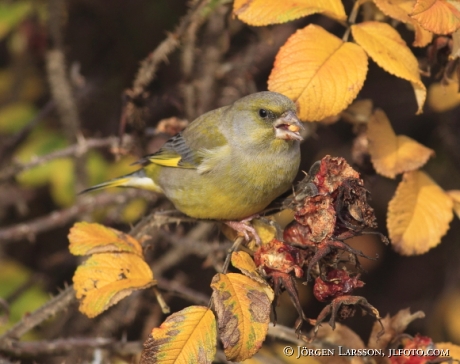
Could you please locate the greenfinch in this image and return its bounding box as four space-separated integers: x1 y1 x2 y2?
82 92 303 238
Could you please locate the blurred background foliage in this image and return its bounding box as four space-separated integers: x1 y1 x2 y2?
0 0 459 362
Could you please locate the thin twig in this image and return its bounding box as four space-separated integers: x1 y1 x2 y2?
153 223 216 275
156 278 209 306
0 136 124 183
0 189 155 243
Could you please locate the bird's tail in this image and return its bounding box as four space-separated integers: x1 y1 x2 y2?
79 169 162 194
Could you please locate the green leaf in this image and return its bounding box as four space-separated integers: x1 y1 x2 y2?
0 1 32 40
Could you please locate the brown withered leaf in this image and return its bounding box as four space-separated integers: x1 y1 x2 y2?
211 273 272 362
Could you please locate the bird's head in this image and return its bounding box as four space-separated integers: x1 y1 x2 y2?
230 92 304 147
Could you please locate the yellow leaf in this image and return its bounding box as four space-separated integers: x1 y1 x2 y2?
351 21 426 114
268 24 368 122
49 158 75 207
68 222 144 257
233 0 346 26
447 190 460 218
15 127 68 182
387 171 453 255
367 109 434 178
436 342 460 360
411 0 460 34
211 273 273 362
428 81 460 112
73 253 156 318
231 251 274 301
140 306 216 364
373 0 433 46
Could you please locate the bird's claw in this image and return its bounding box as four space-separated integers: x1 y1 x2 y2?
224 217 262 245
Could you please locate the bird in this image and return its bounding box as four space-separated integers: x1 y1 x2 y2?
81 91 303 242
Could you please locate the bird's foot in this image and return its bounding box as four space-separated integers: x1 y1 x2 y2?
224 215 262 245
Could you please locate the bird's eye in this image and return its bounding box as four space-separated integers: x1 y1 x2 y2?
259 109 268 118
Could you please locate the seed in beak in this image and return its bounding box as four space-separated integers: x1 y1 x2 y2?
288 124 300 133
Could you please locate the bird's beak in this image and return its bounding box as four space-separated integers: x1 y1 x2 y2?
274 110 304 141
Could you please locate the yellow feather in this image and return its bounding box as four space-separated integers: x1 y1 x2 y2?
148 156 182 167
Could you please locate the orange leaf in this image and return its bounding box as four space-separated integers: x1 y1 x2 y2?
411 0 460 34
140 306 216 364
68 222 143 257
73 253 156 318
233 0 346 26
211 273 272 362
268 25 368 121
428 81 460 112
351 21 426 114
387 171 453 255
447 190 460 218
373 0 433 46
367 109 434 178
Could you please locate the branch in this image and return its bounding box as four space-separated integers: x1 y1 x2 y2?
0 189 155 243
121 0 214 129
46 0 80 142
46 0 87 192
0 136 127 183
0 337 142 357
130 0 211 98
0 286 76 344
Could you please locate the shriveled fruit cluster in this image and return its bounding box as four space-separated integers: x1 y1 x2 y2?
254 155 388 335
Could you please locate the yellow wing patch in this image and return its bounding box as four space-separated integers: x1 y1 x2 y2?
147 155 182 167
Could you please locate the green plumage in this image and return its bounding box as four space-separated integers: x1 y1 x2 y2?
82 92 302 220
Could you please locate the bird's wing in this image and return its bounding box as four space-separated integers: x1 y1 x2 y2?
135 106 229 169
135 133 200 168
